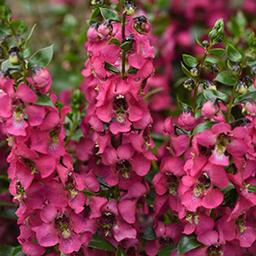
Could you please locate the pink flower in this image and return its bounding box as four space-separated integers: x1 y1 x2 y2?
177 111 197 131
29 68 52 93
201 101 217 118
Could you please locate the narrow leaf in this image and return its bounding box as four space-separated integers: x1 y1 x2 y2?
203 89 229 102
234 91 256 104
109 38 121 46
208 48 225 56
182 54 198 68
227 44 242 62
143 226 156 240
121 40 133 52
30 44 54 67
215 71 237 86
104 62 120 74
192 121 215 135
181 62 192 77
158 245 174 256
100 7 119 21
89 235 115 252
36 94 54 107
24 24 37 47
177 236 201 254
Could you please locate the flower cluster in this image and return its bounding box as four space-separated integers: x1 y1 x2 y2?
1 0 256 255
0 64 94 254
76 4 158 251
155 116 256 255
140 0 256 135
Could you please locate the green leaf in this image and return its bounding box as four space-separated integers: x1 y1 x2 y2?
143 225 156 240
109 37 121 46
1 59 21 73
157 0 169 9
0 245 23 256
177 236 201 254
70 129 83 142
127 67 138 74
236 11 247 27
181 62 193 77
10 20 27 34
1 59 9 72
203 89 229 102
227 44 242 62
247 184 256 193
158 245 174 256
30 44 54 67
228 11 247 37
11 246 24 256
89 235 115 252
100 7 119 21
36 94 54 107
182 54 198 68
104 61 120 74
208 48 225 56
215 71 237 86
222 182 238 207
117 247 126 256
121 40 133 52
234 91 256 104
0 26 10 37
192 121 215 135
89 7 100 24
24 24 37 47
205 56 218 64
195 37 203 48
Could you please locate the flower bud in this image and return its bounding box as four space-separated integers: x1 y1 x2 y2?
230 63 241 74
125 1 135 16
202 40 209 48
177 111 196 131
29 68 52 93
243 102 256 116
190 67 199 77
87 25 100 42
183 78 195 90
236 81 247 94
8 47 19 65
203 80 217 90
134 16 150 34
202 101 217 118
91 0 104 5
209 19 224 43
98 21 113 38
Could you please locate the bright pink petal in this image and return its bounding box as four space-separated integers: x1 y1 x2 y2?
118 200 136 224
34 223 58 247
202 189 223 209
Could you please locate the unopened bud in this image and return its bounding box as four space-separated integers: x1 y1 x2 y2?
125 1 135 16
183 78 195 90
134 16 150 34
236 81 247 94
209 19 224 43
91 0 103 5
8 47 19 65
202 40 209 48
190 67 199 77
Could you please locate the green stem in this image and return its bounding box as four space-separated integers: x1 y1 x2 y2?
192 44 211 112
8 20 29 83
227 86 236 122
121 12 126 79
192 80 199 111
